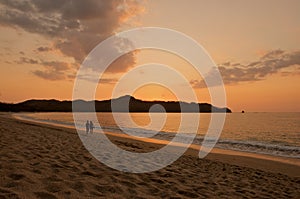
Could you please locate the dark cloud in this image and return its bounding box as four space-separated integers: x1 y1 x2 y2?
0 0 136 37
32 61 71 81
36 47 52 52
191 50 300 88
0 0 145 79
247 61 261 67
103 50 138 74
222 62 231 67
261 49 284 60
41 61 69 71
16 57 39 65
99 78 118 84
15 56 71 80
190 67 224 89
32 70 65 81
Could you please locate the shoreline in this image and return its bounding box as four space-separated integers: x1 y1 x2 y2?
1 112 300 198
13 112 300 169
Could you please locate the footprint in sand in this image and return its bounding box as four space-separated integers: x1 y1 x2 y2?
34 191 57 199
8 173 25 181
0 188 19 199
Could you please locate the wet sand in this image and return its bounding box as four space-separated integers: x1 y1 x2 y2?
0 113 299 198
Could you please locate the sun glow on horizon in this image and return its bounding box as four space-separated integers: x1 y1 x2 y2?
0 0 299 112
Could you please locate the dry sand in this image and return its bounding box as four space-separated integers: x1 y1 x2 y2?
0 113 299 198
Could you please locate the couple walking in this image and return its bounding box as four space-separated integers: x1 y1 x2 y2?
86 120 94 134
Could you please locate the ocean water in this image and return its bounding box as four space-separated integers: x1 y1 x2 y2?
15 112 300 159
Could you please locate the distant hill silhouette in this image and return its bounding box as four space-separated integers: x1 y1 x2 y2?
0 95 231 113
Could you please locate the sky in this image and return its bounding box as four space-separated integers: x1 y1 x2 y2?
0 0 299 112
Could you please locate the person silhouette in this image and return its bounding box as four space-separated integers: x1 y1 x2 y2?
89 121 94 133
85 120 89 134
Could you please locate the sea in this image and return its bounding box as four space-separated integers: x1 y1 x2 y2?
14 112 300 159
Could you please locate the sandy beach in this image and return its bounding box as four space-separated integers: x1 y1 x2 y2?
0 113 299 198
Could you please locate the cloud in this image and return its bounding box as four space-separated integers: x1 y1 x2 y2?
16 57 39 65
106 51 138 73
77 74 118 84
0 0 145 79
191 50 300 88
99 78 118 84
36 46 52 52
32 70 65 81
15 56 72 80
261 49 285 60
40 61 70 71
32 60 71 81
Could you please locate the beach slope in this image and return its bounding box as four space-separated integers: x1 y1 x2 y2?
0 113 299 198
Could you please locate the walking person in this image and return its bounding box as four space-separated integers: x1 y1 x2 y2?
85 120 90 134
89 121 94 133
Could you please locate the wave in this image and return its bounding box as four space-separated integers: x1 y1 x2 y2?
94 125 300 159
214 139 300 159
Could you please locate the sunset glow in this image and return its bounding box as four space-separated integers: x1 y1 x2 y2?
0 0 299 112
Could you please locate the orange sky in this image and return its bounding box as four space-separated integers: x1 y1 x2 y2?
0 0 300 112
